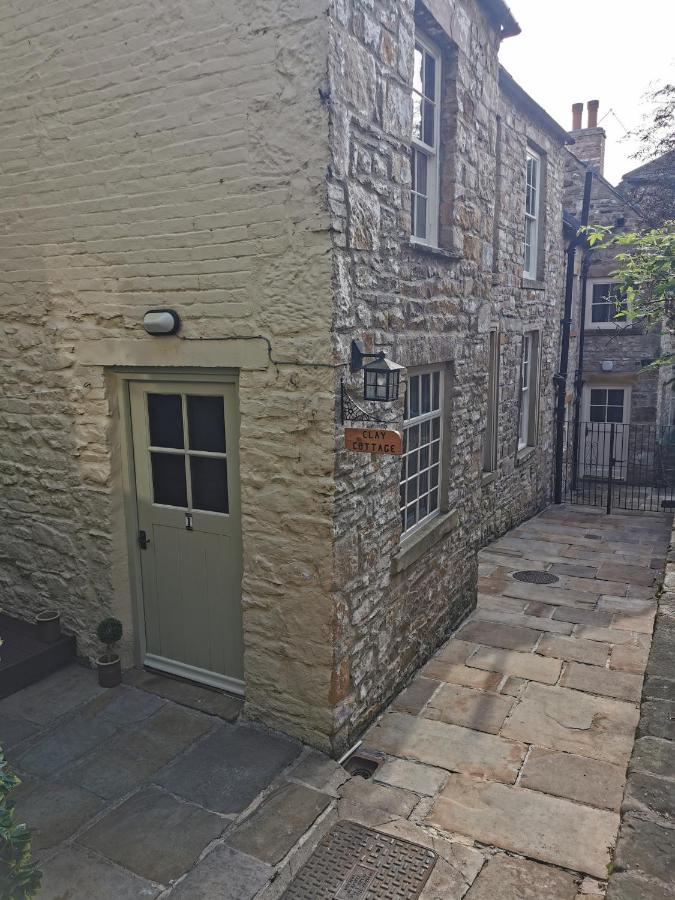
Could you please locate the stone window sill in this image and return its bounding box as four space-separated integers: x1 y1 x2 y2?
482 471 497 486
408 240 462 262
522 277 546 291
516 446 536 465
392 509 458 576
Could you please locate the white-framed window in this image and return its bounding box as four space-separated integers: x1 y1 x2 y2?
518 331 539 450
585 280 626 329
523 149 540 280
411 35 441 247
483 331 500 472
400 367 443 536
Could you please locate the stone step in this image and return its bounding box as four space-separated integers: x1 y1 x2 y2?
0 612 76 700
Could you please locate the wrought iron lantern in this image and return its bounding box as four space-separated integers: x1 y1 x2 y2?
351 340 404 402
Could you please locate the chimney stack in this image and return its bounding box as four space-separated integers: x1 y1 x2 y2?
569 98 606 178
587 100 599 129
572 102 583 131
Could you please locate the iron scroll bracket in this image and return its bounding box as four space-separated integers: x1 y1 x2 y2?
340 381 391 426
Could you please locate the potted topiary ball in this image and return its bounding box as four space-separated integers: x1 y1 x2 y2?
96 617 123 687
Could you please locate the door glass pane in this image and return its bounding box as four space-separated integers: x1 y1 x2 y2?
191 456 229 514
187 395 226 452
151 452 187 507
148 394 184 448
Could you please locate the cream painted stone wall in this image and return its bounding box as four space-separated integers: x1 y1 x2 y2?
0 0 341 748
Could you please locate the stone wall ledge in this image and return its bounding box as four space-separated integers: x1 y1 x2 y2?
391 509 459 577
406 240 463 262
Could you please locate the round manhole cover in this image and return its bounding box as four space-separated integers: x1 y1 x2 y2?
512 570 559 584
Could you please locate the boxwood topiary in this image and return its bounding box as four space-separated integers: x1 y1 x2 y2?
96 617 123 657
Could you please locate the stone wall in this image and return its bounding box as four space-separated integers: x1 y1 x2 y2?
564 152 665 429
325 0 567 750
0 0 342 749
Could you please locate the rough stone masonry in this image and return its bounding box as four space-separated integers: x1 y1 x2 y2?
0 0 569 753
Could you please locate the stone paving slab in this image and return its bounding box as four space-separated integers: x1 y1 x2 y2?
422 682 514 734
610 644 651 673
468 646 563 684
560 661 643 702
552 606 614 626
363 711 526 783
421 659 502 690
537 634 611 666
372 757 447 796
167 844 272 899
124 667 243 721
79 786 226 884
520 747 625 811
457 619 540 651
502 582 598 608
38 845 162 900
13 779 106 850
428 774 619 878
226 781 330 865
0 664 104 725
339 777 418 816
464 853 579 900
501 682 639 764
16 708 118 777
391 676 440 715
156 722 301 814
474 607 574 634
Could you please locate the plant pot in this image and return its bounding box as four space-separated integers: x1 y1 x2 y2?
36 610 61 643
97 654 121 688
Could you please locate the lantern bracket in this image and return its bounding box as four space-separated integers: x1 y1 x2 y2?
350 340 385 372
340 381 390 425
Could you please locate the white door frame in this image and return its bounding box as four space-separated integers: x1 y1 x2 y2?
114 368 243 692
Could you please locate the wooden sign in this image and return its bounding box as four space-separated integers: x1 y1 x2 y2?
344 427 403 456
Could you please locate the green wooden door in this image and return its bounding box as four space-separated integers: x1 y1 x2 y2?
129 381 243 694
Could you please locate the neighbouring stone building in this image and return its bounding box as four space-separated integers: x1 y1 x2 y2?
564 104 675 443
0 0 570 753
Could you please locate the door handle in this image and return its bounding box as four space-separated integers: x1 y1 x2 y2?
138 530 150 550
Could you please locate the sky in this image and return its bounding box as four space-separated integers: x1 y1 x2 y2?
498 0 674 184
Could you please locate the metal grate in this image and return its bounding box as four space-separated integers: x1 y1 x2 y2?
282 820 437 900
584 533 602 540
512 570 559 585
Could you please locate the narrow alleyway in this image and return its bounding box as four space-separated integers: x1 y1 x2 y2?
1 505 669 899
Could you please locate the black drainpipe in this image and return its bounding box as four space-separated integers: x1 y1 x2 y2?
571 252 591 491
554 169 593 503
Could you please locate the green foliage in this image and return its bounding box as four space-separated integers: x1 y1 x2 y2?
96 617 123 653
629 83 675 161
581 222 675 340
0 750 41 899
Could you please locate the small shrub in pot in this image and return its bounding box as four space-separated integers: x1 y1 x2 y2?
96 617 123 688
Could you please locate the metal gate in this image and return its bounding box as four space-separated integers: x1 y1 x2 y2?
564 421 675 513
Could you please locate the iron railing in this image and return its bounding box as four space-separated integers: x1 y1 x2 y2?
564 421 675 513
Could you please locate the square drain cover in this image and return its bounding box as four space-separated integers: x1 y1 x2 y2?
281 820 437 899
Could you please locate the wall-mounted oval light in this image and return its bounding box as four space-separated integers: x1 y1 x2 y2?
143 309 181 336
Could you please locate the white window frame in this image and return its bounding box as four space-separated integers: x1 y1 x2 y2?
523 149 540 280
585 279 626 330
410 34 441 248
518 331 540 451
400 366 444 538
483 330 500 472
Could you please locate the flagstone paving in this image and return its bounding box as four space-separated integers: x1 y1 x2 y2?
1 505 669 898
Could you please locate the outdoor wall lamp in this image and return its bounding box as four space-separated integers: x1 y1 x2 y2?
143 309 181 335
341 340 405 425
350 340 404 402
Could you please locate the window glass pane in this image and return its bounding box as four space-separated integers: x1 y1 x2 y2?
590 405 606 423
409 378 419 419
424 51 436 101
432 417 440 440
148 394 184 449
607 390 624 406
421 373 431 413
190 456 229 514
432 371 440 410
429 490 438 512
419 494 428 519
606 406 623 423
431 440 440 464
430 465 439 488
419 469 428 495
592 303 610 322
416 152 428 195
407 478 418 503
423 99 434 145
420 444 429 470
413 46 424 94
187 395 226 452
415 196 427 239
412 93 422 141
408 451 418 476
151 452 187 507
593 283 611 300
590 389 606 405
420 420 430 445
